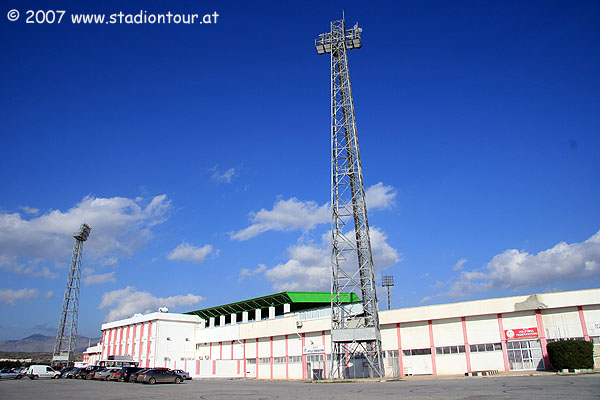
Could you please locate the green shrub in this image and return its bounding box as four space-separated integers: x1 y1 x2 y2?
546 340 593 370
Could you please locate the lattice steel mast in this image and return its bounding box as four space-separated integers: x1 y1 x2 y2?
52 223 91 366
315 18 383 378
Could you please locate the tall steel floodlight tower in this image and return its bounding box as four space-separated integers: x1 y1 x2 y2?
52 223 91 366
315 18 383 378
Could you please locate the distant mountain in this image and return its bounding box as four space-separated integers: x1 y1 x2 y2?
0 334 101 353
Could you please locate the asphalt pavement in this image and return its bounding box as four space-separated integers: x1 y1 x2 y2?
0 374 598 400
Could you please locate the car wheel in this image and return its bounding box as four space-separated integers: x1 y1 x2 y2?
148 377 156 385
32 375 39 380
119 377 124 382
86 374 92 380
174 376 182 384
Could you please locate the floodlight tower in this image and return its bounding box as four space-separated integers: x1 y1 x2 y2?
382 275 394 311
315 18 384 378
52 223 91 366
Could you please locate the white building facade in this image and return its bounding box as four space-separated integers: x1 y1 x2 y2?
90 288 600 379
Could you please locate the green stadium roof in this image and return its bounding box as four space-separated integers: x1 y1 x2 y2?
185 291 360 320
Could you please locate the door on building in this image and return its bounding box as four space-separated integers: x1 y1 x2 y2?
384 351 400 377
306 355 324 380
506 340 545 370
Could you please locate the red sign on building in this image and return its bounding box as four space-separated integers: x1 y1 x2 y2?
504 327 538 340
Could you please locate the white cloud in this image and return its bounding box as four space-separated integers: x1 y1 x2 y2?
19 206 39 215
452 258 468 271
446 231 600 298
211 167 236 183
239 264 267 280
99 286 205 322
0 257 58 279
83 271 117 286
366 182 397 210
166 242 213 263
231 197 329 241
0 194 171 277
0 288 40 305
100 257 118 266
263 228 401 291
45 290 53 298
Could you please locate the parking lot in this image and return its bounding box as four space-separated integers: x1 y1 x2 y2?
0 374 599 400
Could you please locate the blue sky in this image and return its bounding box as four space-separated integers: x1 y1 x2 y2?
1 0 599 340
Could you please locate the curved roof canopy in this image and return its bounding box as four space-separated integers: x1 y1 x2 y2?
185 291 360 320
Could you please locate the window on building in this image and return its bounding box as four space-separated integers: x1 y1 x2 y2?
288 356 302 363
435 345 466 355
402 348 431 356
273 357 286 364
258 357 271 364
470 342 502 352
385 350 399 358
246 359 256 364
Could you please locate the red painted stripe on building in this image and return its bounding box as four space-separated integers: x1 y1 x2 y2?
243 339 246 376
578 306 590 341
101 330 107 359
118 327 124 356
131 324 137 359
535 310 550 369
255 338 259 379
112 328 117 356
301 333 306 379
322 331 327 379
231 340 234 360
138 323 144 365
285 335 289 380
125 325 130 356
270 336 273 379
497 314 509 371
212 360 216 375
107 329 113 357
428 320 437 375
146 321 153 368
396 323 403 377
461 317 472 373
209 342 212 359
196 359 200 375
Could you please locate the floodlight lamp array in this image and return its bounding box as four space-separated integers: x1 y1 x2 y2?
315 22 362 55
74 223 92 241
382 275 394 287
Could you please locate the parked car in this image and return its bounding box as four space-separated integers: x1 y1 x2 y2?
0 369 24 379
172 369 191 380
94 367 121 380
78 365 104 380
136 368 184 384
25 365 60 379
110 366 143 382
58 367 75 378
130 368 150 382
63 367 82 378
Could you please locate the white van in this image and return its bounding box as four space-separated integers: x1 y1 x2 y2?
26 365 60 379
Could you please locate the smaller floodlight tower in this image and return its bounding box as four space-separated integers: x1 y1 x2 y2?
52 223 91 366
382 275 394 311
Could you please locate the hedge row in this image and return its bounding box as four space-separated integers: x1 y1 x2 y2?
546 340 594 370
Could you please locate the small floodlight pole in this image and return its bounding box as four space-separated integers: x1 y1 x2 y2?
315 17 384 379
382 276 394 311
53 223 91 366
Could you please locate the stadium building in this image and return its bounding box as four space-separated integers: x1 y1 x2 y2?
87 288 600 379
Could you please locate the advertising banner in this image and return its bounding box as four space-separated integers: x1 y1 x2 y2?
504 327 538 340
303 345 325 355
